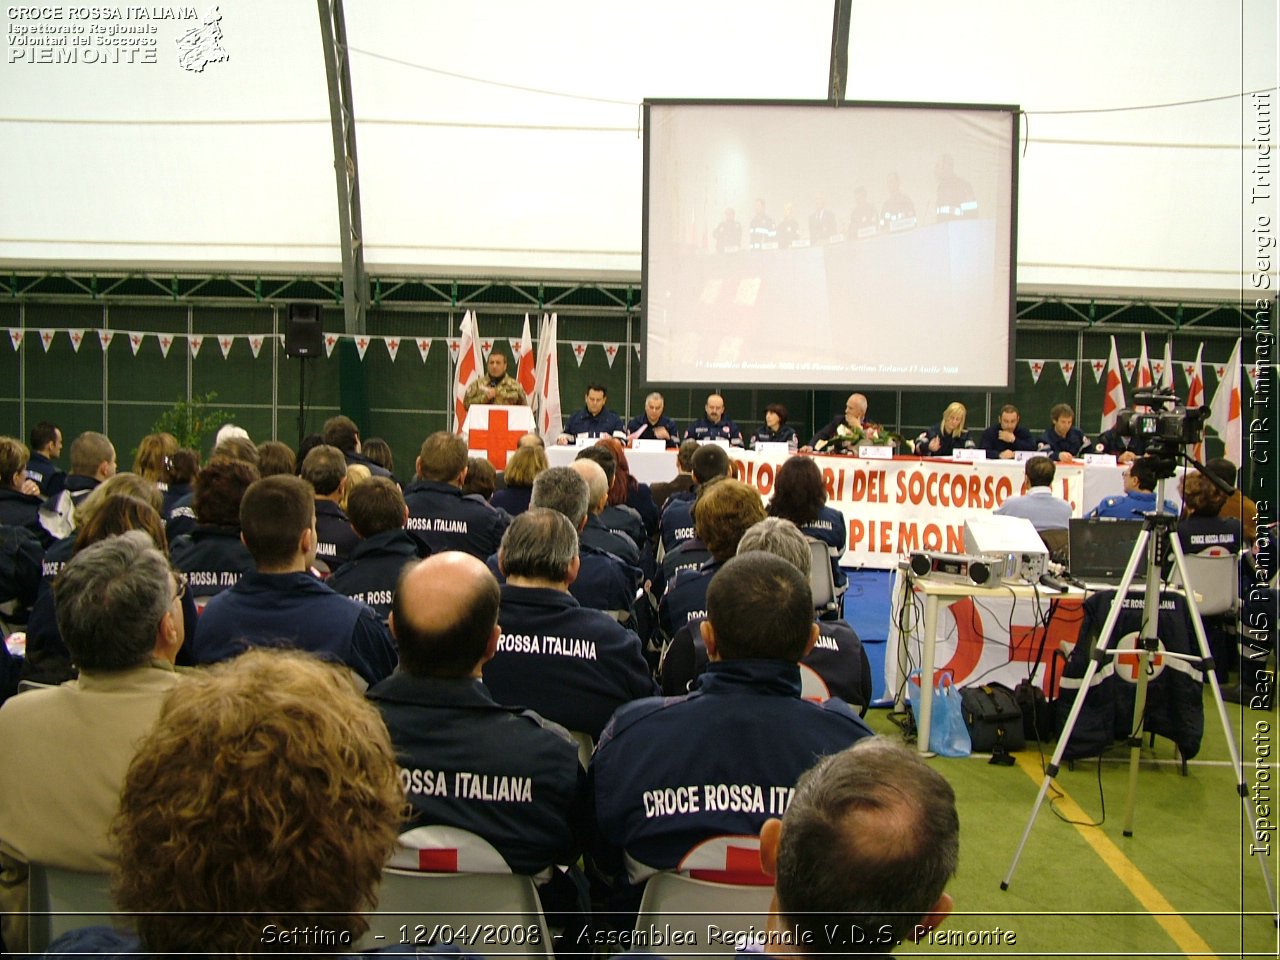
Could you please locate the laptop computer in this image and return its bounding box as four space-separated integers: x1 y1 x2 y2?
1067 517 1148 587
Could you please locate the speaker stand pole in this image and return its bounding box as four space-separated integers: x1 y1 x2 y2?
296 356 309 451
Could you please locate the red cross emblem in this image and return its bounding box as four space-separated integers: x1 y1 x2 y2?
160 336 172 351
481 339 493 354
573 343 586 359
1123 359 1136 375
326 335 337 348
1031 362 1042 375
606 345 617 359
70 332 82 348
1115 633 1164 682
468 409 526 469
388 338 399 350
1062 362 1073 375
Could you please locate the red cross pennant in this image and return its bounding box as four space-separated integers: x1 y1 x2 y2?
468 409 525 470
481 339 493 355
1115 634 1164 683
605 344 618 360
573 343 586 360
1122 359 1136 376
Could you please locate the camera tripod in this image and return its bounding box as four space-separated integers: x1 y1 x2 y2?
1001 477 1277 918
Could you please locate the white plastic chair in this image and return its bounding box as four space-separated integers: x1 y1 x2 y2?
807 537 839 616
27 863 118 951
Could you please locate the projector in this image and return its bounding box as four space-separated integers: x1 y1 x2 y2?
963 515 1049 583
908 552 992 586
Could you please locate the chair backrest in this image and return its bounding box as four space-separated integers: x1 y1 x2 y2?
1173 550 1238 617
808 538 838 613
569 730 594 769
27 863 117 952
1038 528 1070 565
635 872 774 956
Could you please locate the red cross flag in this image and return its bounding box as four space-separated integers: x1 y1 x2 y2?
1100 336 1126 432
1135 332 1153 390
453 309 484 433
1207 338 1242 463
514 314 536 397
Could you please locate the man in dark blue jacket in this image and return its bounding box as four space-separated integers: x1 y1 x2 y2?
658 444 731 555
300 444 359 571
369 551 585 879
591 553 873 888
190 475 397 687
24 421 64 498
328 476 423 621
979 405 1037 460
625 392 679 448
683 393 743 446
559 383 626 445
404 432 509 559
483 509 656 739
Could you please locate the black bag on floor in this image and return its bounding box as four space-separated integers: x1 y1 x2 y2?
960 683 1026 753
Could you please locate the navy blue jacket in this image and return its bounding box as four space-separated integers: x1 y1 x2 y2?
683 417 743 446
369 672 587 875
39 534 74 586
165 490 197 540
563 408 626 440
191 571 397 686
344 449 394 481
798 505 848 591
328 529 422 621
485 585 656 737
404 479 509 559
750 425 797 448
490 484 533 516
914 424 972 457
25 451 65 498
170 525 256 599
161 482 191 519
658 495 696 554
652 537 711 602
582 514 640 567
979 422 1037 458
600 504 647 555
1177 515 1242 555
1086 428 1147 459
590 659 873 878
1037 426 1089 461
625 414 680 448
37 474 97 540
488 543 640 623
314 498 360 570
0 487 46 542
659 560 721 638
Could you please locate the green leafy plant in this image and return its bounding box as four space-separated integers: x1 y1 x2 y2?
151 392 233 452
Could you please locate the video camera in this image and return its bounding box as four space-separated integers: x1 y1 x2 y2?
1116 388 1210 452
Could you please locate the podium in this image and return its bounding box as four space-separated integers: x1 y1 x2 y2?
462 404 534 469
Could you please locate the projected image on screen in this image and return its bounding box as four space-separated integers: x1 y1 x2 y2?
642 101 1017 389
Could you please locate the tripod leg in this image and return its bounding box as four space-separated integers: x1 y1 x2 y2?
1168 538 1279 916
1122 531 1168 837
1002 529 1151 890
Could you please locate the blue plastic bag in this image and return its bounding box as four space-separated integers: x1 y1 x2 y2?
909 669 972 758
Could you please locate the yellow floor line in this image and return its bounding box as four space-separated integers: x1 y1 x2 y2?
1014 751 1218 959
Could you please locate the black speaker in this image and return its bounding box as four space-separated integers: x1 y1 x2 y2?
284 304 324 358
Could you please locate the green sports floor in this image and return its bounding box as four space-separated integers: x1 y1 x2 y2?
857 686 1279 959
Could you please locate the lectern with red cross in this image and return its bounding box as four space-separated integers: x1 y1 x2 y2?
462 404 535 469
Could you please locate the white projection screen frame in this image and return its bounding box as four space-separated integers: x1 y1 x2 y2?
642 99 1019 390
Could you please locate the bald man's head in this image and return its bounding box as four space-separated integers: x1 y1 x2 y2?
390 552 501 678
570 458 608 513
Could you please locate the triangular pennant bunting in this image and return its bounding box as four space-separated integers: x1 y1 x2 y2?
68 329 84 353
1027 359 1045 384
218 335 235 358
158 334 174 358
189 334 204 358
1151 359 1165 384
248 335 265 358
634 343 641 359
128 332 145 356
97 330 114 352
569 341 588 367
416 337 432 363
1214 364 1227 381
1121 357 1137 380
1090 358 1106 382
1183 362 1197 382
384 336 400 362
446 337 461 362
1247 365 1261 389
480 338 494 358
324 333 339 358
354 336 371 360
1059 360 1075 384
38 329 55 352
9 329 23 351
603 342 620 368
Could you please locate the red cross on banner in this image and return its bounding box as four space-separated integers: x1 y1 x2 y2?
468 409 526 469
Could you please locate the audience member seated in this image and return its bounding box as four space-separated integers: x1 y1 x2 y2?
649 439 697 510
806 393 882 454
751 403 798 449
684 393 743 446
591 553 873 898
491 444 547 516
661 518 872 709
1037 403 1088 462
361 436 396 478
914 402 971 457
404 432 509 559
0 531 185 952
1178 470 1242 556
254 440 296 478
323 414 393 479
660 478 766 638
1208 457 1258 543
462 456 502 510
190 475 397 688
23 492 192 687
169 458 259 603
344 462 372 512
161 447 200 515
571 456 641 568
760 739 958 955
659 444 731 556
165 435 260 541
994 456 1072 532
596 436 659 538
1086 424 1146 464
463 349 527 408
131 432 177 496
979 404 1036 460
626 391 679 448
484 510 655 738
1088 457 1177 519
559 382 626 444
0 436 47 539
766 455 847 594
43 649 467 958
369 553 586 907
24 421 64 498
575 446 647 553
301 444 360 571
328 477 422 622
38 430 116 541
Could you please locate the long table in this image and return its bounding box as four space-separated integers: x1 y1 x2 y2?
546 447 1126 571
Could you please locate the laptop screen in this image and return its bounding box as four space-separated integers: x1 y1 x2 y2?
1068 518 1147 582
